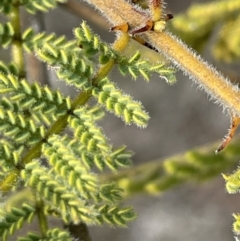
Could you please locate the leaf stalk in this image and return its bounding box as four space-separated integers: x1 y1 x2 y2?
10 5 25 78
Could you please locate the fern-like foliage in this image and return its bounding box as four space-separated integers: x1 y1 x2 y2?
1 0 240 240
92 77 150 127
74 22 176 83
0 69 71 147
0 0 176 239
23 28 76 53
36 42 93 90
22 161 99 224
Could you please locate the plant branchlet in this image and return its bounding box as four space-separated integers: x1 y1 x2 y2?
1 0 240 239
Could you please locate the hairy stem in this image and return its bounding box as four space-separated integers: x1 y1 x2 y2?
144 31 240 115
82 0 240 116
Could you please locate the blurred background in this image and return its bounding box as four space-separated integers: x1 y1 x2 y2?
3 0 240 240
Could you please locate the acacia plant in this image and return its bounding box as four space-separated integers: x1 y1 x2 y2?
0 0 240 240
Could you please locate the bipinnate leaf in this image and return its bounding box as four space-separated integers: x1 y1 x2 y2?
21 161 99 224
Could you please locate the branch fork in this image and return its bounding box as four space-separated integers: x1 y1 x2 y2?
86 0 240 152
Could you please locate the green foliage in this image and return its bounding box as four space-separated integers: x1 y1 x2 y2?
0 140 24 167
1 0 240 240
0 0 66 14
68 107 111 153
0 0 15 14
74 22 176 83
23 28 76 53
74 22 117 63
21 160 99 224
92 77 150 127
0 66 71 136
170 0 240 62
0 203 35 241
0 22 14 48
213 15 240 62
232 214 240 235
0 0 176 239
48 134 132 172
18 228 72 241
97 205 137 226
103 138 240 197
117 51 176 83
22 0 67 14
36 42 93 90
223 169 240 234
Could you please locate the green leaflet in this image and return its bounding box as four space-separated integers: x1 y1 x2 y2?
0 1 181 237
43 134 129 202
45 134 132 172
68 106 111 154
0 0 15 14
18 228 73 241
0 69 71 125
43 135 99 198
21 0 67 14
0 139 24 165
23 28 76 53
225 169 240 234
21 159 136 226
21 160 99 225
74 22 117 61
75 22 176 83
97 205 137 227
0 203 35 241
0 0 66 14
171 0 240 60
36 43 93 90
93 77 150 127
0 107 46 145
118 51 176 83
0 22 14 48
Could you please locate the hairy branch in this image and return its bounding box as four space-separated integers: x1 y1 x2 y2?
81 0 240 116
